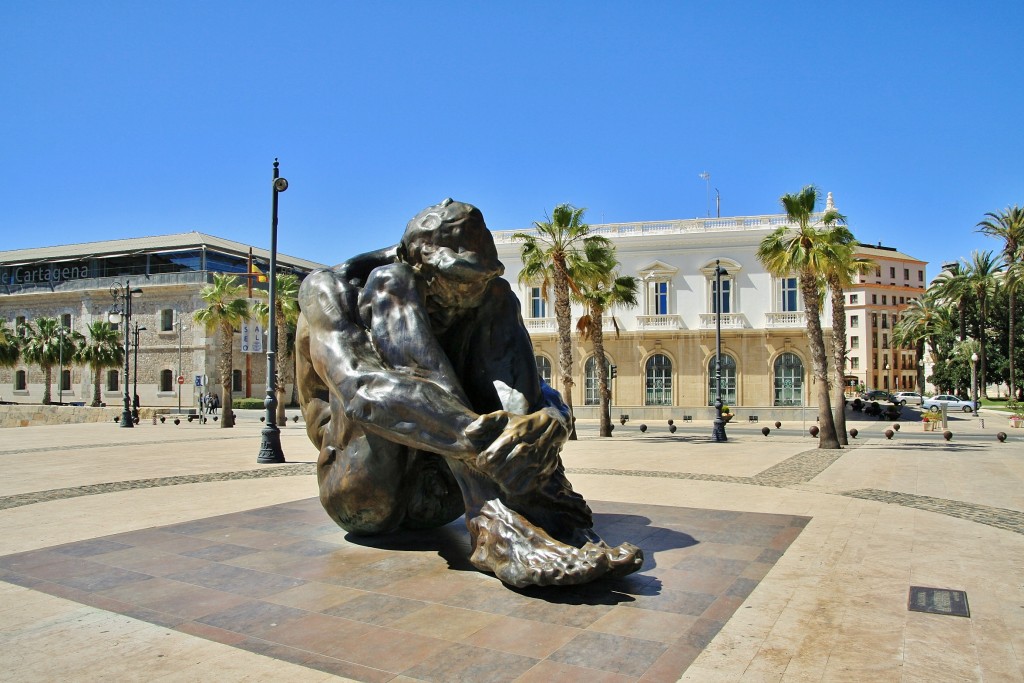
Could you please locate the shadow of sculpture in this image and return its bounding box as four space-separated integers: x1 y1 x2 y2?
296 199 643 588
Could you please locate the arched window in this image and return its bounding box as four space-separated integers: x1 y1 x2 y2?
535 356 552 385
707 354 737 406
584 356 611 406
60 369 72 391
160 369 174 392
645 354 672 405
773 353 804 406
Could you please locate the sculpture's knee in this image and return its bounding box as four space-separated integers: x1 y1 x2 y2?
317 442 405 535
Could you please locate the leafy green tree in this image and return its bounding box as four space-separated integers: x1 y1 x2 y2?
515 204 611 440
194 274 249 428
252 273 301 425
757 185 843 449
77 321 125 407
573 241 639 437
977 206 1024 398
892 291 954 394
0 320 20 369
931 261 971 342
21 317 82 405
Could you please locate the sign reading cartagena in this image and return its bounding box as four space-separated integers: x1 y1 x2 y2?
1 262 91 284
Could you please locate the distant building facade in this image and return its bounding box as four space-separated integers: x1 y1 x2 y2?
493 201 927 419
0 233 325 409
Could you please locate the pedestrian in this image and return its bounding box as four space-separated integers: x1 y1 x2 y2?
211 393 219 415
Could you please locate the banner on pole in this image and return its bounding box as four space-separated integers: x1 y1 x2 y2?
240 318 265 354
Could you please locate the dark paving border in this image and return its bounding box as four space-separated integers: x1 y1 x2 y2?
0 498 810 682
841 489 1024 535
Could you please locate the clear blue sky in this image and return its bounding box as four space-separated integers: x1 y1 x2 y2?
3 2 1022 278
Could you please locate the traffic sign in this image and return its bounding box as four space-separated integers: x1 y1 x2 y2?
177 375 185 385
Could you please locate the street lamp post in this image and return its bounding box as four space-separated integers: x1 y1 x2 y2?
58 324 65 406
132 323 146 423
971 352 979 417
258 158 288 464
176 314 187 414
109 280 143 428
712 260 728 442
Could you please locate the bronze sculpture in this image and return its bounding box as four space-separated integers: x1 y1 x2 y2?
295 199 642 587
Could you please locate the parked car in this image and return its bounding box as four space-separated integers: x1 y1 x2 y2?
922 394 978 413
861 390 892 402
891 391 923 406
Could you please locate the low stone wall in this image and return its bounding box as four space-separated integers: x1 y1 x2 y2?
0 404 152 428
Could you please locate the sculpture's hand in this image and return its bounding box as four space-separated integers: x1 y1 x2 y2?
467 409 568 497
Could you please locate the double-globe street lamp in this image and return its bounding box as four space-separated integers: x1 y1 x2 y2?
257 159 288 464
712 260 729 442
971 352 979 417
109 281 142 428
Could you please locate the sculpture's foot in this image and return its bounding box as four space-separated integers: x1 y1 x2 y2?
467 499 643 588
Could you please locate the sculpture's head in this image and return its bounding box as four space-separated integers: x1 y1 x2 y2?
399 198 504 308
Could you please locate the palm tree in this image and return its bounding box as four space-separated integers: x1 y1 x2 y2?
77 321 124 407
757 185 843 449
977 206 1024 399
514 204 612 439
962 250 1002 398
892 291 953 393
821 224 874 445
573 241 639 437
194 273 249 428
252 273 301 425
931 262 971 342
0 320 20 369
21 317 81 405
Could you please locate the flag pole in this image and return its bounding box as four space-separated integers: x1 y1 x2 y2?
246 247 253 398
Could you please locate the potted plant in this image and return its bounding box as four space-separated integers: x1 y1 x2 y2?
1008 400 1024 428
720 405 733 423
922 414 938 431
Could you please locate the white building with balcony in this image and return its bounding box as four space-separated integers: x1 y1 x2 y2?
493 199 926 420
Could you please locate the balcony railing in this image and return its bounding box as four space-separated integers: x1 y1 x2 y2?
637 314 684 330
764 311 807 328
699 313 748 329
491 212 808 244
524 317 557 333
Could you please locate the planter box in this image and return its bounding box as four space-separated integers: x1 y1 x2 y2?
1010 418 1023 429
923 421 938 431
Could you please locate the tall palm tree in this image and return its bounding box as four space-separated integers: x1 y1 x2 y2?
252 273 301 425
514 204 611 439
0 320 20 369
21 317 81 405
962 250 1002 398
194 273 249 428
977 206 1024 399
821 224 874 445
757 185 843 449
573 241 639 437
892 291 953 393
931 262 971 342
77 321 124 407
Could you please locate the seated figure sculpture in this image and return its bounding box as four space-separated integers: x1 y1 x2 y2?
296 198 643 587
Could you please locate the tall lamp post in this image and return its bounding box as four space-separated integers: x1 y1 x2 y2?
258 158 288 464
712 260 729 442
176 315 188 414
109 281 142 428
58 324 65 406
971 352 979 417
132 323 147 423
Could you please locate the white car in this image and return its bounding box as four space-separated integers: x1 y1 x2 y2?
891 391 923 406
922 394 978 413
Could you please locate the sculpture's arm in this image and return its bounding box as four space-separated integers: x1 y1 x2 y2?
299 267 489 459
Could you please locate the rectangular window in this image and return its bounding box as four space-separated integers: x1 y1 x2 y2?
712 279 732 313
106 370 119 392
872 313 878 327
781 277 798 312
918 270 924 281
232 369 242 392
882 295 887 305
882 313 888 328
890 267 896 278
60 369 72 391
61 313 72 329
851 357 859 369
850 336 859 349
872 294 877 304
849 294 859 305
161 309 175 332
850 315 859 328
652 281 668 315
904 268 910 280
875 267 881 277
15 370 27 390
882 334 889 349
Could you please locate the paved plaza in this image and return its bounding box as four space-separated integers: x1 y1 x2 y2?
0 410 1022 681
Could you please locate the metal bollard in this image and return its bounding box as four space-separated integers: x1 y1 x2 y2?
979 418 984 429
